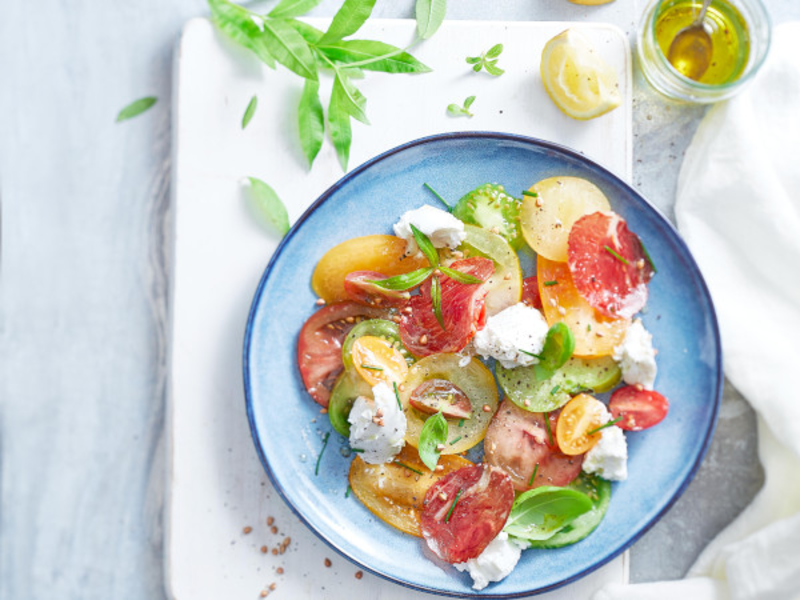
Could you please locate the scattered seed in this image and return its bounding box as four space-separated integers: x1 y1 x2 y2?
260 591 268 598
503 272 512 280
557 306 566 316
435 464 444 471
420 334 428 344
276 567 284 574
482 404 491 412
269 583 277 591
320 408 328 414
271 526 278 535
267 517 274 526
271 548 278 555
355 570 364 579
261 546 268 554
535 197 544 207
315 298 326 306
325 558 332 567
438 492 448 501
243 526 253 534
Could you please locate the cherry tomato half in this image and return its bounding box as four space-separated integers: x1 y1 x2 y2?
351 335 409 387
556 393 607 456
609 385 669 431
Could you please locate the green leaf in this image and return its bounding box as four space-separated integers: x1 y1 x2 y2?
332 72 369 124
116 96 157 122
439 266 483 285
285 18 324 44
463 95 476 109
246 177 290 236
317 40 431 74
268 0 322 18
409 224 439 266
485 43 503 59
447 103 466 116
261 17 318 80
431 275 445 330
328 84 352 171
472 63 482 73
298 80 324 168
241 95 258 129
320 0 377 44
415 0 447 40
465 56 481 64
503 486 594 541
539 322 576 372
483 60 505 76
418 412 448 471
368 268 433 291
208 0 276 68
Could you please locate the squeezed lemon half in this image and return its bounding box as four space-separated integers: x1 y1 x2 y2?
540 29 621 120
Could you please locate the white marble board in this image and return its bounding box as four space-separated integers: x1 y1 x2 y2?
168 17 632 599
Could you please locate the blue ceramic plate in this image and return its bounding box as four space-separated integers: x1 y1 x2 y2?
244 133 721 597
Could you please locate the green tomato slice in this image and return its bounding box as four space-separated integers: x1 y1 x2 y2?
497 356 622 413
328 370 373 437
524 472 611 548
452 183 523 249
342 319 414 371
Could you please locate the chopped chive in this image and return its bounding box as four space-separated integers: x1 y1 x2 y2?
345 485 351 498
604 245 630 265
351 448 365 453
449 436 463 445
544 280 559 287
522 190 538 198
393 381 402 410
423 183 452 211
640 240 658 274
543 412 554 447
458 418 465 427
393 460 423 475
315 432 330 476
550 385 561 395
587 324 592 332
445 489 464 523
587 416 623 436
360 364 384 371
528 463 539 487
519 349 544 360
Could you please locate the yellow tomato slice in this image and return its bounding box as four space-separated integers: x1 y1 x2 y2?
311 235 429 303
520 176 610 263
538 257 628 357
351 336 409 386
348 445 472 537
556 393 607 456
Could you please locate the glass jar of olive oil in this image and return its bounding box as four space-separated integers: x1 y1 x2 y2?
637 0 771 103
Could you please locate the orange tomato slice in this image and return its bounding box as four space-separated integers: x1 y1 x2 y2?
351 336 409 386
312 235 429 303
538 257 628 357
556 393 608 456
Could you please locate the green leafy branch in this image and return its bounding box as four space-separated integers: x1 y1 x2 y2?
466 43 504 76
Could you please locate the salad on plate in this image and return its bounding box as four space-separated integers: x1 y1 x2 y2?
295 177 667 590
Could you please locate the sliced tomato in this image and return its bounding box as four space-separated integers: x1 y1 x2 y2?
484 400 583 492
556 393 607 456
344 271 411 308
420 464 514 563
521 276 543 310
297 302 388 407
351 336 409 387
609 385 669 431
399 257 494 357
567 212 654 319
409 379 473 419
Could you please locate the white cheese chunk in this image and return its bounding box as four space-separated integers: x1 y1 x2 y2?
454 532 524 591
348 382 407 464
393 205 466 254
583 423 628 482
613 319 657 390
472 303 549 369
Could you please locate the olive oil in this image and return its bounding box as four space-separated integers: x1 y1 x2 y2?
655 0 750 84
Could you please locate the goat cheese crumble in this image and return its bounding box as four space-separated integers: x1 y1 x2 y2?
472 303 549 369
393 205 466 254
348 382 407 464
613 319 657 390
454 532 524 590
583 408 628 481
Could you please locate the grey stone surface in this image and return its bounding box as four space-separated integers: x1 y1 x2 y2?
1 1 797 598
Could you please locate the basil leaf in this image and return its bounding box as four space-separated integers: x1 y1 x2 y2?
116 97 157 122
409 224 438 266
268 0 322 18
431 275 445 330
439 266 483 285
418 412 448 471
484 60 505 77
539 322 576 372
332 72 369 124
285 18 324 44
241 95 258 129
320 0 377 44
208 0 276 68
261 17 318 80
415 0 447 40
485 43 503 59
503 486 593 541
246 177 290 236
328 83 352 171
317 40 431 74
298 80 324 168
368 268 433 291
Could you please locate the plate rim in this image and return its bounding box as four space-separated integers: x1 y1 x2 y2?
242 131 723 598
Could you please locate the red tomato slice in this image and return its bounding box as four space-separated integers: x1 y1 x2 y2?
420 464 514 564
484 400 583 492
609 385 669 431
399 257 494 357
343 271 411 308
521 275 543 310
297 302 388 407
567 212 654 319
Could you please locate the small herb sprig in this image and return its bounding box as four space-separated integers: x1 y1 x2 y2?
587 416 623 436
241 95 258 129
466 43 504 76
368 225 484 330
447 96 475 118
116 96 157 122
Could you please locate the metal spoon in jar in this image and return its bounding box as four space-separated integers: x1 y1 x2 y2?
667 0 713 81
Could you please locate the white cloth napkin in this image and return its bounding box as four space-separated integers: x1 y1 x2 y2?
594 22 800 600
